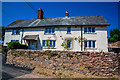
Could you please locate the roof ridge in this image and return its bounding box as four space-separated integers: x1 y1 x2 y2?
15 15 103 21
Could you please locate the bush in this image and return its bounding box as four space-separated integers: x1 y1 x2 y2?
58 72 62 75
52 72 55 74
66 53 73 57
7 41 28 49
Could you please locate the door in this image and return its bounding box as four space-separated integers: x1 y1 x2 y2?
29 41 37 50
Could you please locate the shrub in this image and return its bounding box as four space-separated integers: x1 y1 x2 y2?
69 73 73 76
2 46 8 54
58 72 62 75
52 72 55 74
86 66 92 69
66 53 73 57
62 66 66 69
7 41 28 49
13 53 17 56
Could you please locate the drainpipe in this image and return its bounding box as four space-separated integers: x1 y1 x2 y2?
81 26 83 51
21 29 24 44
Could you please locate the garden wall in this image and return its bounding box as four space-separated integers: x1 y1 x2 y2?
6 50 120 76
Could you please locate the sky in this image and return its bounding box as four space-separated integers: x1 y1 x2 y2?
2 2 120 37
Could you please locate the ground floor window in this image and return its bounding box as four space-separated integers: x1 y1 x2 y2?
11 40 19 42
67 40 72 49
85 40 96 48
43 40 56 48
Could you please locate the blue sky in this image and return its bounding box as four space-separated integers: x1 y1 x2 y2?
2 2 119 37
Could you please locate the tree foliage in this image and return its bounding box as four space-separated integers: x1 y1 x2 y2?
108 28 120 43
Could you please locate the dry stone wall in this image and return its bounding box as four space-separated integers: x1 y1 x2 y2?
6 50 120 76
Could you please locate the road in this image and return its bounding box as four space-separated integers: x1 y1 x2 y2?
2 54 33 80
1 53 56 80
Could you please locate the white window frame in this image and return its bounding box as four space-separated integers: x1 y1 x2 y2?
84 27 95 33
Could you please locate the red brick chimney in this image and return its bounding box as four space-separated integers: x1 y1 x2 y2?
65 11 69 17
37 8 43 19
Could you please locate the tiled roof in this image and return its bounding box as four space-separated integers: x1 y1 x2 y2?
23 35 38 40
4 16 110 29
108 41 120 48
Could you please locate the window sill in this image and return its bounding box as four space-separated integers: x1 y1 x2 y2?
43 47 56 49
86 48 97 50
84 33 96 34
44 33 55 35
12 34 20 35
66 33 71 34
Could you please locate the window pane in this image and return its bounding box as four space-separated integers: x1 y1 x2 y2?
84 28 87 33
67 28 71 33
49 28 51 33
67 40 71 48
18 30 20 34
93 41 95 48
92 28 95 33
16 40 19 42
87 41 89 48
52 28 55 33
85 41 87 47
13 30 16 34
88 27 91 33
43 40 45 47
89 41 91 48
53 41 55 47
11 40 16 42
45 28 48 33
50 40 52 47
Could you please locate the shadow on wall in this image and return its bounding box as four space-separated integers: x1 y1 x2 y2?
37 37 42 50
2 54 33 79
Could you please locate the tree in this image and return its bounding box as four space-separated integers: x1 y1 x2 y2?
75 36 87 51
110 29 120 38
108 28 120 43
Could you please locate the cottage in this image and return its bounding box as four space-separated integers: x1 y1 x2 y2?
4 8 110 52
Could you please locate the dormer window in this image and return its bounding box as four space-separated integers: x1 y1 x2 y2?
12 29 20 35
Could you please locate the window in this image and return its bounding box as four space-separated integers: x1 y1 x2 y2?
11 40 19 42
43 40 56 48
45 28 55 34
67 27 71 34
12 29 20 35
84 27 95 33
85 40 96 48
67 40 71 49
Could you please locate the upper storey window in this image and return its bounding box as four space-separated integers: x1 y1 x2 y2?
12 29 20 35
67 27 71 34
45 28 55 34
84 27 95 33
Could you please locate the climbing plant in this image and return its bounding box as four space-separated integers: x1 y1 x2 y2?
74 36 87 51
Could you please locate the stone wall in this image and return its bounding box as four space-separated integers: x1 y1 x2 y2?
6 50 120 76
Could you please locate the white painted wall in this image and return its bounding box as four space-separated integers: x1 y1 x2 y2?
4 26 108 52
83 26 108 52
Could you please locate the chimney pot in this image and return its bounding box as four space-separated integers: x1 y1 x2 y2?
65 11 69 17
37 8 43 19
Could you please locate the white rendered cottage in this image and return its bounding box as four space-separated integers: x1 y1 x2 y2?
4 8 110 52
